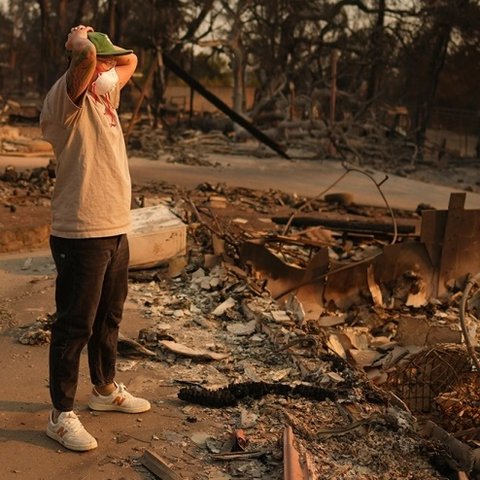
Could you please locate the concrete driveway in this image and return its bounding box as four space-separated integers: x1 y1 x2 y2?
129 153 480 211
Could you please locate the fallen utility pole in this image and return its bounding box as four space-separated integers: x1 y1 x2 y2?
162 53 291 160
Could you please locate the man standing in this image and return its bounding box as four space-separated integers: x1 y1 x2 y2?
40 25 150 452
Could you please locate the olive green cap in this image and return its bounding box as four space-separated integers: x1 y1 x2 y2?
87 32 133 56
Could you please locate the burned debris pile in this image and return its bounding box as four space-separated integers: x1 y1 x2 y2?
3 145 480 477
0 160 54 210
126 179 480 477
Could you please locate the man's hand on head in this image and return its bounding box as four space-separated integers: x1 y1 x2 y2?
65 25 94 51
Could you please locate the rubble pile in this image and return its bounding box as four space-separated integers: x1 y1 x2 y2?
126 115 480 196
129 181 480 477
4 148 480 477
128 125 223 167
17 312 55 345
17 183 480 477
0 162 55 211
123 263 446 479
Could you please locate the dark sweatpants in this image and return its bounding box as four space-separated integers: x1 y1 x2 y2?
49 234 129 411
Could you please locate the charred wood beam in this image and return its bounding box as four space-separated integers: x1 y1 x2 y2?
272 215 416 235
177 381 338 407
140 450 183 480
420 420 480 475
162 54 291 160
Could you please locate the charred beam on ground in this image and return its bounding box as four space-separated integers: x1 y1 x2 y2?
272 215 416 236
140 449 184 480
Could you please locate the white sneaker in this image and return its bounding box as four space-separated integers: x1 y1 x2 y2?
88 382 151 414
46 411 98 451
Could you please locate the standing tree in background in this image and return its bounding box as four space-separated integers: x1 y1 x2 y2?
366 0 386 101
1 0 42 93
0 0 478 152
122 0 216 128
219 0 251 117
435 1 480 110
37 0 65 92
36 0 103 92
407 0 472 153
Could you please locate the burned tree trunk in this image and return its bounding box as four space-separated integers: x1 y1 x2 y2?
37 0 62 92
367 0 386 102
413 0 471 153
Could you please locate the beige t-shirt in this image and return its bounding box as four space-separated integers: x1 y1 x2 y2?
40 73 131 238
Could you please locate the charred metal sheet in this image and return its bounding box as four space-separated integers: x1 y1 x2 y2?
241 193 480 311
439 193 469 295
240 241 328 319
272 214 417 236
318 243 433 310
283 425 305 480
419 208 447 295
242 241 434 313
374 243 435 299
324 260 371 310
421 193 480 297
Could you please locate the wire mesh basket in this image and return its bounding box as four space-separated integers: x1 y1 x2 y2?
386 344 472 413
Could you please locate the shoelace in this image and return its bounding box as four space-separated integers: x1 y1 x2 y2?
115 383 131 398
59 412 85 433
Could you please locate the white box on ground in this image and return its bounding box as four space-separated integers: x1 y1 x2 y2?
128 205 187 269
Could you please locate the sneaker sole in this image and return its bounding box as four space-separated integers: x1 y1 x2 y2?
87 402 151 414
46 428 98 452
